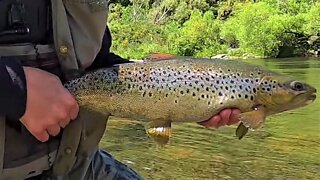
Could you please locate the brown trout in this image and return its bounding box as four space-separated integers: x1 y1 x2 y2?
65 58 316 144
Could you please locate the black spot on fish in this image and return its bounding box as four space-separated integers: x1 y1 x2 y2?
142 91 146 97
186 89 190 93
266 87 271 91
175 99 178 103
149 92 153 97
206 87 209 91
250 96 254 101
193 92 196 96
253 88 257 93
180 91 184 95
245 94 248 99
201 94 205 98
238 94 242 98
219 92 223 96
231 95 235 99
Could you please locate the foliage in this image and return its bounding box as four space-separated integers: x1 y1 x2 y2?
108 0 320 59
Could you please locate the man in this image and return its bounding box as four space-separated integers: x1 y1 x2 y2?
0 0 240 179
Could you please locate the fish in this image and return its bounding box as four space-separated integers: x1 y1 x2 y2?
64 58 317 144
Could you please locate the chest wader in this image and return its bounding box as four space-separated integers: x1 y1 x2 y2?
0 0 109 179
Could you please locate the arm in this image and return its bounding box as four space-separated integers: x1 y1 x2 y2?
0 59 79 142
0 59 27 119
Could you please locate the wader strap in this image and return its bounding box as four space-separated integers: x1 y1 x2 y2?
0 44 56 56
0 117 5 178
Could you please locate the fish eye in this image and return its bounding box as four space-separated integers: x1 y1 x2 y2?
290 81 305 91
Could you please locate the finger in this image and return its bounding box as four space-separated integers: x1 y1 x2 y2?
47 125 61 136
218 109 232 127
58 118 70 128
34 131 50 142
200 115 221 128
62 89 79 120
69 102 79 120
227 109 241 125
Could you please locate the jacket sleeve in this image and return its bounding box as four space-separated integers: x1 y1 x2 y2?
87 26 131 70
0 59 27 120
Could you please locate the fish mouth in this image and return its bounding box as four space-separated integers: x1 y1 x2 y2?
308 93 316 101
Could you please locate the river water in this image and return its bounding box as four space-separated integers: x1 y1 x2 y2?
100 58 320 180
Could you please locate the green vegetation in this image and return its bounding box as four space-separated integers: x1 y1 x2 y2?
108 0 320 59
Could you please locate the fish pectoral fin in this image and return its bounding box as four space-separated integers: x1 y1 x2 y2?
236 106 266 139
236 122 248 140
146 120 172 145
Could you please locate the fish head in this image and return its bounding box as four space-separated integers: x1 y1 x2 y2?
256 74 316 114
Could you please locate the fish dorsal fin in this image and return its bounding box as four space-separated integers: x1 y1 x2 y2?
146 120 172 145
236 106 266 139
144 53 176 62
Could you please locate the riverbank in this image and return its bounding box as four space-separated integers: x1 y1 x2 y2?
108 1 320 60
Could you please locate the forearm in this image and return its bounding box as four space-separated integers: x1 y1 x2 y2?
0 59 27 119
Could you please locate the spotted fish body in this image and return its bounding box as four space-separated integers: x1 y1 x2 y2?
65 58 316 141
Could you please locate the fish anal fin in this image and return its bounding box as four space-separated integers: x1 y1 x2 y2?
146 120 172 145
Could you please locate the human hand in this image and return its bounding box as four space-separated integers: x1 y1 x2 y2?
198 109 241 128
20 67 79 142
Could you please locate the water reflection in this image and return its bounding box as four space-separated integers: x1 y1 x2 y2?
100 58 320 180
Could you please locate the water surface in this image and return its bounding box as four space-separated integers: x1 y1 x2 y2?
100 58 320 180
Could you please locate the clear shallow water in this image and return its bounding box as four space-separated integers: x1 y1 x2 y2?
99 58 320 180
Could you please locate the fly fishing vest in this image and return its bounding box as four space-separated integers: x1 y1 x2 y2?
0 0 109 179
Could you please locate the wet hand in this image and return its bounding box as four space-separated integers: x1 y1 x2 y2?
20 67 79 142
198 109 241 128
